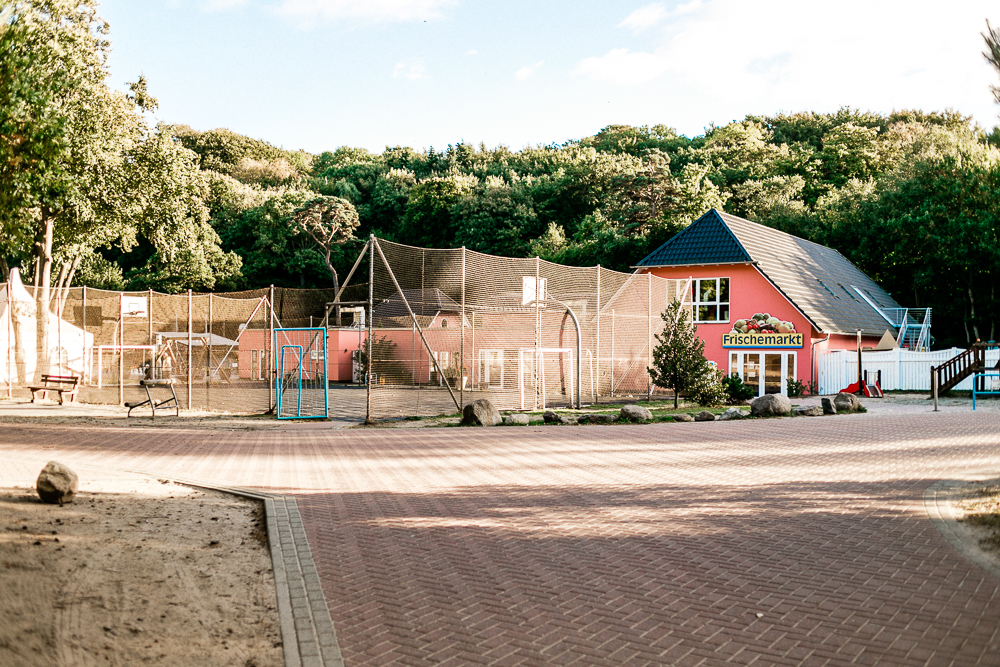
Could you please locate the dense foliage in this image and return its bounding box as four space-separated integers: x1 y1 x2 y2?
2 3 1000 349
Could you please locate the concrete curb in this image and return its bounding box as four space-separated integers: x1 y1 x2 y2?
0 454 344 667
924 475 1000 582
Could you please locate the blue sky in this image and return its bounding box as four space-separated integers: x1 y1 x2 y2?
100 0 1000 154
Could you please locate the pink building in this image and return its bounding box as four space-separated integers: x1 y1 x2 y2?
634 209 918 396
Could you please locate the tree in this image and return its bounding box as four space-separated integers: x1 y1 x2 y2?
648 300 715 408
289 196 360 323
985 19 1000 111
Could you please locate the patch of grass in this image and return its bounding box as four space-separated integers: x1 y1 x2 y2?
958 485 1000 549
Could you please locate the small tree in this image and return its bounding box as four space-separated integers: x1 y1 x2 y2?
648 299 714 408
290 195 360 323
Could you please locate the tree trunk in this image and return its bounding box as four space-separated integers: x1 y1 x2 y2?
324 249 341 327
34 209 55 381
0 256 8 282
969 285 981 342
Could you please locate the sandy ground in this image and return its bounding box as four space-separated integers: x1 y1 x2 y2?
0 460 282 667
0 398 346 431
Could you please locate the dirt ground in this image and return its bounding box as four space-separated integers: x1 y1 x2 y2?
0 461 282 667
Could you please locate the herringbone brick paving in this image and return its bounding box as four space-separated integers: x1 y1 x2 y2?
2 410 1000 666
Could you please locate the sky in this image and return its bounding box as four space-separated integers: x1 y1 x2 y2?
99 0 1000 154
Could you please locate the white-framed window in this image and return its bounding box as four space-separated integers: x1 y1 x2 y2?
692 278 730 323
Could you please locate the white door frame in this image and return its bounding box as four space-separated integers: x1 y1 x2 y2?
728 351 797 396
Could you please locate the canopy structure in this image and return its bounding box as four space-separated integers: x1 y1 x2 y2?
1 269 94 383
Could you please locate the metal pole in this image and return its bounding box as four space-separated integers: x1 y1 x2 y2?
81 286 86 386
207 292 213 410
118 292 124 406
6 281 11 397
595 265 600 405
187 289 193 410
647 273 652 401
610 310 615 396
535 256 540 410
268 284 275 413
366 236 374 423
373 238 461 412
147 288 153 380
460 246 465 408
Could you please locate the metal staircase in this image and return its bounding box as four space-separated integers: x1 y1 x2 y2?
882 308 932 350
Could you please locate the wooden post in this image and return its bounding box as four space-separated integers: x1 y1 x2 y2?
187 289 192 410
81 286 86 386
931 365 939 411
856 329 863 395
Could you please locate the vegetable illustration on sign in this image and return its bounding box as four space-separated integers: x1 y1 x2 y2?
722 313 803 348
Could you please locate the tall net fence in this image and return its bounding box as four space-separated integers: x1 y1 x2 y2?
366 238 689 418
1 240 687 419
0 279 365 415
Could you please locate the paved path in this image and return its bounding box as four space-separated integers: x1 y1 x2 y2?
2 410 1000 666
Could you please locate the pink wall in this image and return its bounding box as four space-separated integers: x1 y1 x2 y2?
237 328 368 382
639 264 811 380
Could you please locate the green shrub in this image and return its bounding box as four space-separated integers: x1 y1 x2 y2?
721 372 755 404
691 368 729 407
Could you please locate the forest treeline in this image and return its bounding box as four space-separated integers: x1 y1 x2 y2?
2 1 1000 348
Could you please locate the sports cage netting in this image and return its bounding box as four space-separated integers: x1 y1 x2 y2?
0 237 690 420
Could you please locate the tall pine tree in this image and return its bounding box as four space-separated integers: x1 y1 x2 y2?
648 300 713 408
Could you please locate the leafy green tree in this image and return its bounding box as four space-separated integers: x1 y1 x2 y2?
648 300 715 408
397 174 476 248
453 180 542 257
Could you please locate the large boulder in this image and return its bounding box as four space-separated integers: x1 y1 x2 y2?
793 405 823 417
718 407 746 421
821 397 837 415
694 410 717 422
673 414 694 422
619 404 653 422
834 392 861 413
543 411 576 425
462 399 502 426
577 413 618 425
36 461 78 505
503 413 530 425
750 394 792 417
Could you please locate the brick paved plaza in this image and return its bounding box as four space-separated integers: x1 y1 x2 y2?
2 410 1000 666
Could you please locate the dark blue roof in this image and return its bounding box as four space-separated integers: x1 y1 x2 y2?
636 210 751 267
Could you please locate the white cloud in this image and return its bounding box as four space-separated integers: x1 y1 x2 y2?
572 49 668 85
515 61 544 80
202 0 247 9
393 60 428 80
466 49 477 56
618 3 667 32
277 0 456 24
574 0 999 123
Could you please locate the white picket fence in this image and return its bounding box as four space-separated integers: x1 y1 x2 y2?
817 347 1000 395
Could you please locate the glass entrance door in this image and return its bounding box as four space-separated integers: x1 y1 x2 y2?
729 352 797 396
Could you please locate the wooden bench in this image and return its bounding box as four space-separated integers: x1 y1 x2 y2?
125 379 179 420
27 375 80 405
